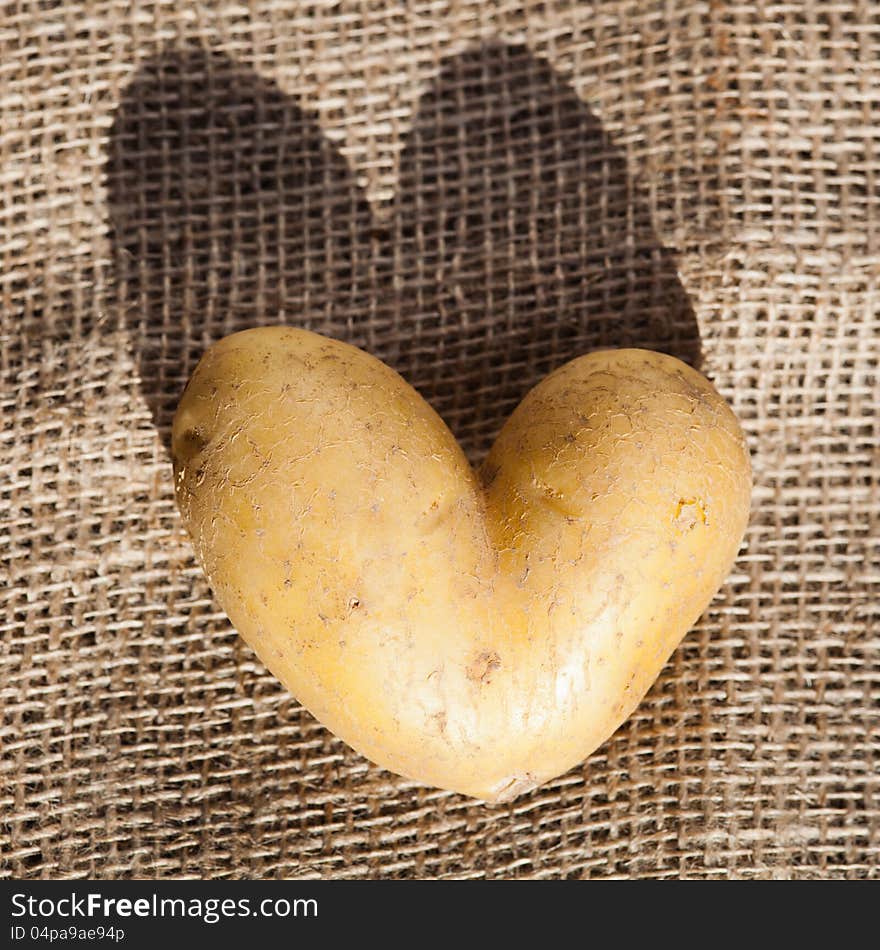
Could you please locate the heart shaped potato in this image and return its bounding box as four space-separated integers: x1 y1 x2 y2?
172 327 751 801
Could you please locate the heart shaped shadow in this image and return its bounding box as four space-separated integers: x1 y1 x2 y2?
107 41 701 461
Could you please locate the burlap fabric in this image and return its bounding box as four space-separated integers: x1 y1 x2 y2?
2 1 878 879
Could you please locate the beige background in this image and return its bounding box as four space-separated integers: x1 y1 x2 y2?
1 0 878 877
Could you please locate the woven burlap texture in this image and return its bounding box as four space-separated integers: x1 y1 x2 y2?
2 0 878 878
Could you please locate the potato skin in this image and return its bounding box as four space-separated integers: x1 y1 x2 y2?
172 327 751 801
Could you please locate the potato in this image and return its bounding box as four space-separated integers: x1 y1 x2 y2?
172 327 751 801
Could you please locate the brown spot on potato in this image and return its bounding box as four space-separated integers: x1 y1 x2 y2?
175 426 208 461
468 650 502 685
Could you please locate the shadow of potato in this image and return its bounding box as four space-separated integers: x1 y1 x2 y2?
107 41 701 461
